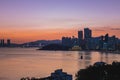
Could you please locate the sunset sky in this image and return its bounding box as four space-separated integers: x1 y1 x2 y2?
0 0 120 43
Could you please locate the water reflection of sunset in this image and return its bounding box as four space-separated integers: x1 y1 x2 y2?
0 48 120 80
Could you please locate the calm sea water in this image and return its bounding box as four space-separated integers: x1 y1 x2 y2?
0 48 120 80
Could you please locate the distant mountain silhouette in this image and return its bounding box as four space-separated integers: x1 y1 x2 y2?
21 40 61 47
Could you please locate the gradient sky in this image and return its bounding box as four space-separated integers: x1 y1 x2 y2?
0 0 120 43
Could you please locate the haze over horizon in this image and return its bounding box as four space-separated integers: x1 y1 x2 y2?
0 0 120 43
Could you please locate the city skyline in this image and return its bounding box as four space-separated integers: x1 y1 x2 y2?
0 0 120 43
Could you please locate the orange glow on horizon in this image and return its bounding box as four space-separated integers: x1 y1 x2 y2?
0 27 120 44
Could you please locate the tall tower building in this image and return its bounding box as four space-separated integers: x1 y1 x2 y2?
84 28 92 39
0 39 1 46
1 39 5 46
105 33 109 43
78 30 83 46
78 30 83 40
7 39 11 46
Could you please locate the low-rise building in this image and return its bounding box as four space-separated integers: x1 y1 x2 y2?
20 69 72 80
51 69 72 80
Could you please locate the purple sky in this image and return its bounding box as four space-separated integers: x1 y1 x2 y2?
0 0 120 43
0 0 120 28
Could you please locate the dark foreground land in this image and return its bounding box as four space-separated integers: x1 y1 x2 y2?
20 61 120 80
20 69 72 80
76 61 120 80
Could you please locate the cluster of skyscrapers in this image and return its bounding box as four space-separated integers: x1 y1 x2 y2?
62 28 120 51
0 39 11 47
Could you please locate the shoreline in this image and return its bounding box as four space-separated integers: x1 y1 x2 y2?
38 49 120 54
